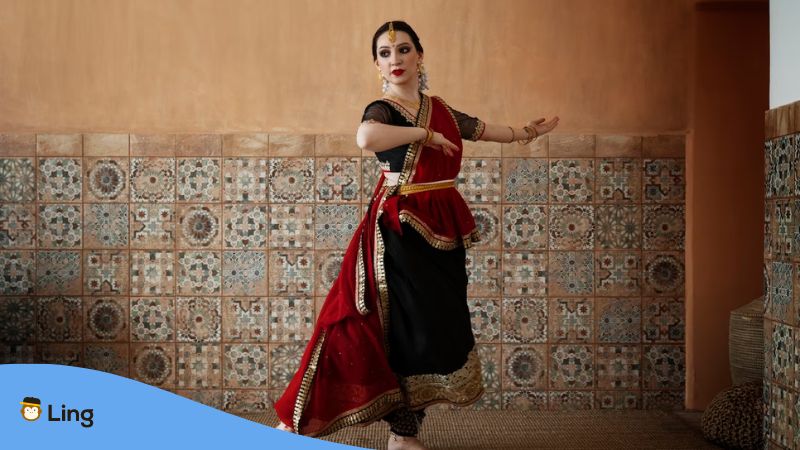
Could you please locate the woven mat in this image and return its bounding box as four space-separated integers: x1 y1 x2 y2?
237 409 720 449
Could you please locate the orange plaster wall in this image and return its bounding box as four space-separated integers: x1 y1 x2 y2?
0 0 690 134
685 1 768 409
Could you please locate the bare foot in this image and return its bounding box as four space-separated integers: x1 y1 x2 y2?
387 432 428 450
275 421 294 432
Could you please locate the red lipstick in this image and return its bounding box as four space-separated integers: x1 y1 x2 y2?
391 69 405 76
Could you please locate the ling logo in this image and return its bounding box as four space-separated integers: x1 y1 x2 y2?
20 397 42 421
19 396 94 428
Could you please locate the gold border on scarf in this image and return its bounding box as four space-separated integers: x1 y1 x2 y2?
400 347 485 410
355 230 369 315
304 388 404 437
292 330 327 433
379 98 417 124
398 210 479 250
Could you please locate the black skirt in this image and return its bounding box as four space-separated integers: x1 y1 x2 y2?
380 222 475 377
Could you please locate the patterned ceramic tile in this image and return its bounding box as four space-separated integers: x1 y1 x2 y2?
476 344 501 391
0 343 36 364
596 251 641 296
594 205 641 249
502 298 548 344
178 205 221 248
130 250 175 295
549 298 593 342
269 205 314 249
503 158 548 203
643 159 684 203
177 158 221 202
457 159 501 203
84 158 129 202
38 204 82 248
269 158 314 203
765 200 772 260
36 296 82 342
465 251 501 297
503 205 547 250
471 205 501 250
1 251 35 294
767 136 793 198
83 203 129 248
316 157 360 202
38 158 81 202
269 251 313 296
548 251 594 296
36 250 80 295
176 343 223 389
84 343 129 376
130 204 175 248
642 298 685 343
597 298 641 343
596 158 641 203
223 390 271 413
0 204 35 248
223 158 268 203
130 297 174 341
315 250 344 298
550 344 594 389
131 343 175 387
223 251 267 296
222 297 268 342
792 199 800 261
177 251 221 295
596 391 640 409
468 391 501 411
642 345 685 389
269 343 304 389
85 250 129 295
596 345 641 389
361 156 382 200
769 322 793 386
502 344 547 389
0 297 35 343
768 383 795 446
643 205 685 250
38 343 82 366
549 159 593 203
0 158 36 202
223 205 267 249
769 261 789 322
84 297 128 341
503 252 547 297
549 205 593 249
315 205 359 250
269 297 314 342
130 158 176 202
502 390 548 411
175 297 222 342
176 389 223 410
548 391 594 410
642 252 685 296
224 343 269 388
774 199 792 259
468 298 500 342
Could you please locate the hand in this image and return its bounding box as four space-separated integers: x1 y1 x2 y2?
428 132 458 157
526 116 559 138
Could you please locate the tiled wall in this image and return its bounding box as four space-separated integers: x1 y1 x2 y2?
0 132 686 413
764 101 800 449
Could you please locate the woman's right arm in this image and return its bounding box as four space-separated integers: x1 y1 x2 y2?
356 121 427 153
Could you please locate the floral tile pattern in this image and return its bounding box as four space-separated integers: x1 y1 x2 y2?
222 297 268 342
595 345 640 389
224 343 269 388
84 158 128 202
594 205 640 249
131 297 174 341
503 205 547 250
549 298 592 342
642 298 684 343
38 158 81 202
458 159 501 203
0 158 36 202
642 345 685 389
38 204 82 248
132 343 175 387
471 205 501 250
316 157 360 202
595 251 641 296
130 158 176 202
467 298 500 342
223 390 270 414
176 343 222 389
223 158 268 202
596 391 640 409
269 158 314 203
269 251 312 296
477 344 501 391
642 252 685 296
85 251 128 295
177 158 221 202
597 298 641 343
643 205 685 250
503 158 548 203
223 205 267 249
550 344 594 389
269 205 314 249
643 159 684 203
548 251 594 296
549 205 593 249
502 390 547 411
177 251 221 295
84 297 128 341
36 296 82 342
269 343 303 389
315 205 359 249
131 204 175 248
315 250 343 297
84 343 129 376
223 251 267 296
596 158 641 203
503 252 547 297
502 298 548 344
550 159 593 203
466 251 501 296
502 344 546 389
269 297 314 341
0 204 35 248
179 205 221 248
176 297 221 343
361 157 381 200
1 251 35 295
36 251 80 295
0 297 36 343
130 251 175 295
549 391 594 410
84 203 129 248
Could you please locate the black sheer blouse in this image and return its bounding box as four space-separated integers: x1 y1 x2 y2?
361 99 485 172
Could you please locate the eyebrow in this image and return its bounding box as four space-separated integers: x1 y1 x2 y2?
378 43 412 50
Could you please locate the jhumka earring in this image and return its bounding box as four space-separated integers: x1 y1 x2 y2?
417 61 429 91
377 67 389 93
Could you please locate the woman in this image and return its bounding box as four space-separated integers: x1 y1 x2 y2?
275 21 559 449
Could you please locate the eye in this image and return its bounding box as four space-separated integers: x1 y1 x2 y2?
400 47 410 54
379 50 390 58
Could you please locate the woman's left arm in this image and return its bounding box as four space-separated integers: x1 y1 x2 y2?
479 117 560 143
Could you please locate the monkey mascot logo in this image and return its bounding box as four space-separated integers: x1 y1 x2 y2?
20 397 42 421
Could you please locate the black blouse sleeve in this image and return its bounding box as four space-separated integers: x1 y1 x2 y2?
361 101 393 124
450 107 486 142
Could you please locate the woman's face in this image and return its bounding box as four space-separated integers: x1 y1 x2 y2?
375 31 422 90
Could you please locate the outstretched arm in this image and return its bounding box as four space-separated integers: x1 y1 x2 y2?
479 117 560 143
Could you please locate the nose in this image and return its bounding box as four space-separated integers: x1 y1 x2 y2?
390 51 402 66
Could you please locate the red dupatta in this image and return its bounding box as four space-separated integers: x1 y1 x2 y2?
274 95 479 437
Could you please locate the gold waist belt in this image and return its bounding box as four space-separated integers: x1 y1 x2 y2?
397 179 456 195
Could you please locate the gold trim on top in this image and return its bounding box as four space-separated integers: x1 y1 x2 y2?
400 347 485 410
292 330 327 433
397 179 455 195
379 98 417 124
398 210 479 251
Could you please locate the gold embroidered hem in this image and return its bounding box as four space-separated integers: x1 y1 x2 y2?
399 347 484 409
398 210 480 250
292 330 326 432
303 388 404 437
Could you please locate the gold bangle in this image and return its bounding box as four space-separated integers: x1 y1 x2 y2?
507 126 515 144
421 127 433 145
518 126 538 145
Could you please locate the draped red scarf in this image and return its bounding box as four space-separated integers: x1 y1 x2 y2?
274 95 478 436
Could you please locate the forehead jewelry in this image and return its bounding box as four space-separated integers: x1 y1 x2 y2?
388 21 396 43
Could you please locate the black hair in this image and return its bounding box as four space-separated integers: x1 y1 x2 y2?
371 21 424 61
